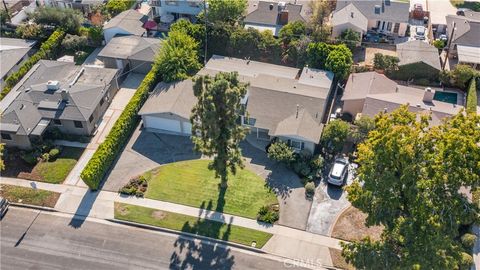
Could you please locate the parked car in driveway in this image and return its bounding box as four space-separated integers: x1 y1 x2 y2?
415 26 426 40
327 158 349 186
0 197 9 219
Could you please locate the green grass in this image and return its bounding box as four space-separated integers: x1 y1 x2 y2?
466 78 478 114
35 147 84 184
114 203 273 248
144 160 278 219
450 0 480 11
0 184 60 208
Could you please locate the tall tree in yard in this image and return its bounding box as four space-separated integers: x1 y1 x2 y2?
342 106 480 270
190 72 248 188
206 0 247 24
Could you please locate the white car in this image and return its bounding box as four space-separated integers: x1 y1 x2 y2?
415 26 426 40
327 158 349 186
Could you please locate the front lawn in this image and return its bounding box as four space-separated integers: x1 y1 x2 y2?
143 160 278 219
331 206 383 242
33 147 84 183
115 203 272 248
0 184 60 208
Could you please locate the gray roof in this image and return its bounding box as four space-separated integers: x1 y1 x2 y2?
331 3 369 32
446 13 480 47
103 9 148 36
334 0 410 24
396 40 441 70
1 60 118 136
342 72 397 101
98 35 162 62
0 38 36 79
140 56 332 143
244 1 306 26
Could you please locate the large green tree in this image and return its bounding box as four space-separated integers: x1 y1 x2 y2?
190 72 248 188
278 21 306 44
31 7 84 34
325 44 353 79
343 106 480 269
156 31 201 83
206 0 247 23
105 0 135 17
321 119 350 154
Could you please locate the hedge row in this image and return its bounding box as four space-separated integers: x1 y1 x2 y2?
466 77 478 114
0 29 66 100
80 64 161 190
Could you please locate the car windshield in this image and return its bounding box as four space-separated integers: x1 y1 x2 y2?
331 162 346 179
416 27 425 35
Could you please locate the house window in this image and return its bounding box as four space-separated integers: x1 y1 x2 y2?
89 115 94 123
188 1 199 7
393 23 400 34
74 121 83 128
243 116 256 126
376 20 381 29
151 0 161 6
166 1 178 5
1 133 12 141
53 119 62 126
288 140 304 150
387 22 392 32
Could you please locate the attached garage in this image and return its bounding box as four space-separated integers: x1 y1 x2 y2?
144 116 181 133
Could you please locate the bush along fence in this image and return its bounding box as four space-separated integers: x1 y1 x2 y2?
466 77 478 114
0 29 66 100
80 64 162 190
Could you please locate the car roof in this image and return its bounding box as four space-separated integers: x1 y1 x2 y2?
331 162 347 178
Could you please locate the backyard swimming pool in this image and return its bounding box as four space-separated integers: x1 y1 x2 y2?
434 91 458 104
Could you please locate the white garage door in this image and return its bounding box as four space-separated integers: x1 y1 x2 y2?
145 116 181 133
182 122 192 135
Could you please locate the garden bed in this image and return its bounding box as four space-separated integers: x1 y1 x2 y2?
142 160 278 219
0 184 60 208
331 206 383 242
114 203 272 248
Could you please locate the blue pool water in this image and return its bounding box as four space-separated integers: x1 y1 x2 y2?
433 91 458 104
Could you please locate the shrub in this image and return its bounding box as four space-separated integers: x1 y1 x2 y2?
433 39 445 49
305 182 315 198
31 6 84 34
15 23 45 40
21 152 38 165
48 148 61 160
74 51 90 65
373 53 399 73
460 233 477 251
41 153 50 162
321 119 350 154
466 77 478 114
441 64 480 89
62 34 88 51
119 175 148 197
80 61 161 190
459 252 473 270
267 141 295 164
1 29 65 100
257 205 279 224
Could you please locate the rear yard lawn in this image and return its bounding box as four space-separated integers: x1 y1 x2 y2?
115 203 272 248
0 184 60 208
143 160 278 219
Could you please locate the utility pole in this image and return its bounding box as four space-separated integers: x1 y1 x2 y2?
442 21 456 70
204 0 208 65
2 0 11 22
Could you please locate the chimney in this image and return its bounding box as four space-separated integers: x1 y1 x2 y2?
60 89 69 102
279 9 289 25
422 87 435 103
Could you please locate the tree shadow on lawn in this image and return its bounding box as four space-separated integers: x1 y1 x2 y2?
240 141 302 200
169 187 235 270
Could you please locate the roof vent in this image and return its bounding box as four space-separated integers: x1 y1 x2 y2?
383 107 388 113
416 104 421 108
269 3 274 10
20 104 25 110
374 5 381 14
60 89 69 102
46 80 60 90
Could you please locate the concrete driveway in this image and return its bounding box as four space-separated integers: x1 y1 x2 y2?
306 163 357 236
102 125 200 192
241 142 312 230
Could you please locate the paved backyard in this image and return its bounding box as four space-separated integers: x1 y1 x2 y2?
306 163 357 236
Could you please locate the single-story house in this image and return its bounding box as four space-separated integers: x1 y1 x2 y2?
97 35 162 74
341 72 464 126
446 11 480 68
394 40 441 81
139 55 334 153
0 60 119 149
103 9 148 43
331 0 410 38
0 38 36 88
244 1 306 36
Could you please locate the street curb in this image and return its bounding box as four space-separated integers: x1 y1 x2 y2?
10 203 58 212
327 205 352 237
106 218 268 254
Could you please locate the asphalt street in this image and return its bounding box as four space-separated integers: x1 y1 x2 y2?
1 207 310 270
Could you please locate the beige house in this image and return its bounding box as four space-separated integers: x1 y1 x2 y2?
139 55 334 153
342 72 465 126
331 0 410 38
0 61 119 149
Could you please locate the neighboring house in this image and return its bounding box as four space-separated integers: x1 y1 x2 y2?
394 40 441 81
97 35 162 74
341 72 464 126
0 38 36 88
139 55 334 153
446 11 480 68
3 0 37 26
149 0 203 21
43 0 106 14
331 0 410 38
244 1 306 36
0 60 119 149
103 9 148 43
